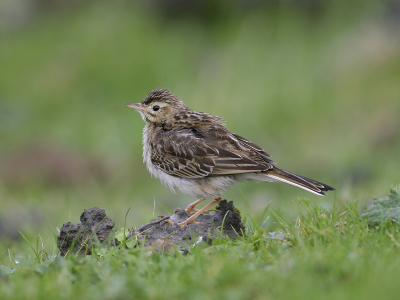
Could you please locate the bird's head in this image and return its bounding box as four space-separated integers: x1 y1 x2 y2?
125 88 189 124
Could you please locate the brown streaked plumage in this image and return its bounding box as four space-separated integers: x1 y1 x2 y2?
125 88 335 227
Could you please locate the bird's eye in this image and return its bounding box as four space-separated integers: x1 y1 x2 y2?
153 105 160 111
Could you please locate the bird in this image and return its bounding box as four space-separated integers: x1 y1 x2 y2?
125 88 335 227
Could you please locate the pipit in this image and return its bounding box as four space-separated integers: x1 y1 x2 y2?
125 88 334 227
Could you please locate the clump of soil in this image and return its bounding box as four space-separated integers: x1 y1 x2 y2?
57 207 117 257
57 200 244 256
128 200 244 254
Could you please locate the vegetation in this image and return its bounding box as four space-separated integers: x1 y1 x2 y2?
2 192 400 299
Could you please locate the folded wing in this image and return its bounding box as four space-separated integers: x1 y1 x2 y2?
150 129 273 178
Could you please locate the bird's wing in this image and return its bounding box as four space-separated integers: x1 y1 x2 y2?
232 133 274 163
151 129 273 178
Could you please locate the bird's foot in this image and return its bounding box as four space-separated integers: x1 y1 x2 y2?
190 209 220 215
178 198 222 228
177 220 201 228
165 219 175 225
184 198 206 214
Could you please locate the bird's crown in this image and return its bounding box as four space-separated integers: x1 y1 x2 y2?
142 88 187 108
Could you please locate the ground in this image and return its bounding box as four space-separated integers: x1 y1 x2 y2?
2 190 400 300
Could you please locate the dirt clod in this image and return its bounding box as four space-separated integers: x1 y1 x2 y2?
128 200 244 254
57 207 117 257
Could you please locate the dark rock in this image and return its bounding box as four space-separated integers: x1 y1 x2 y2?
127 200 245 254
57 207 117 257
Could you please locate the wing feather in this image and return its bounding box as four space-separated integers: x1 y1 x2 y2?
150 128 273 178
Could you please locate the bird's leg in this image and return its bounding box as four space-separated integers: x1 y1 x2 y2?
185 198 206 214
178 198 222 228
190 209 219 214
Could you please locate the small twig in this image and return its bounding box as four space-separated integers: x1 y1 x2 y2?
149 216 171 225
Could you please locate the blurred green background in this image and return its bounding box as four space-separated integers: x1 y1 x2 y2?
0 0 399 249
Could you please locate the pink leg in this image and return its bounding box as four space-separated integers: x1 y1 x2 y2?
190 209 219 214
185 198 206 214
178 198 222 228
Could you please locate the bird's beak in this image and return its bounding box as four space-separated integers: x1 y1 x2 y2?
124 103 146 112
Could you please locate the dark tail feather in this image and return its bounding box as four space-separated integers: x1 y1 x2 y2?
267 167 335 196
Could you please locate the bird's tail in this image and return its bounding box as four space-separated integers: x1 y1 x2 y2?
266 167 335 196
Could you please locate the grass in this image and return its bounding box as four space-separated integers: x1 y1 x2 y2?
1 191 400 300
1 1 400 299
